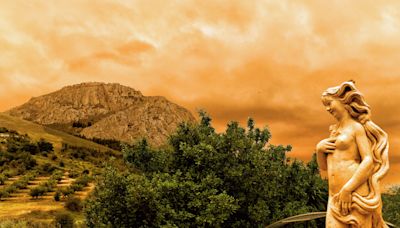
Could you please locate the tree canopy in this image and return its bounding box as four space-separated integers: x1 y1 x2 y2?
85 112 328 227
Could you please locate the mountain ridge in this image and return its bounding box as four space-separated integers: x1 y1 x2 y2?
8 82 195 146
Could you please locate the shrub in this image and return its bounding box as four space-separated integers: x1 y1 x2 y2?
54 212 74 228
37 138 53 153
39 163 57 175
5 185 17 194
70 183 84 192
65 197 83 212
61 187 74 199
7 141 19 153
16 152 37 170
67 171 79 178
0 190 10 200
0 174 7 185
22 142 39 154
30 186 46 199
12 178 29 189
0 127 8 133
41 179 57 192
3 169 17 178
74 175 90 187
51 170 64 182
54 191 61 201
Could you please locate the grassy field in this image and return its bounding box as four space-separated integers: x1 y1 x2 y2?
0 112 112 153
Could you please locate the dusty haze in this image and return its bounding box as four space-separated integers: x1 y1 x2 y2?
1 1 400 185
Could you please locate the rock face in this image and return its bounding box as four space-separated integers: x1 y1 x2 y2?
8 82 195 146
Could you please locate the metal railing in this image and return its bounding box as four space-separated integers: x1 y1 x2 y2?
266 212 397 228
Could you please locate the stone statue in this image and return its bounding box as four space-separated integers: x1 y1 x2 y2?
316 81 389 228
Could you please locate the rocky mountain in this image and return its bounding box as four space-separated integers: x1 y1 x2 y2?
7 82 195 146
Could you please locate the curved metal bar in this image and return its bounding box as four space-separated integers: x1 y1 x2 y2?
265 212 397 228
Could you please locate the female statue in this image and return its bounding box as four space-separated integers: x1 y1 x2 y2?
316 81 389 228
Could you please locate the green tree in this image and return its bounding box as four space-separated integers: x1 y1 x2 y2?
85 112 328 227
85 166 130 227
122 139 152 171
122 139 171 173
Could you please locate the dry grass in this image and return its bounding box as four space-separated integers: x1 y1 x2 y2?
0 201 63 218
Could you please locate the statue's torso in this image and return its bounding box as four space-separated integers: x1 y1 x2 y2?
326 125 370 196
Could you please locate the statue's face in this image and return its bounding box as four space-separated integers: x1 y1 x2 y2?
324 97 347 120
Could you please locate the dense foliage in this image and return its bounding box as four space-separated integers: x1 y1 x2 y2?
85 113 328 227
383 186 400 226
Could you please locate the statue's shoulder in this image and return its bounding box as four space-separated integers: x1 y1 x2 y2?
352 121 365 133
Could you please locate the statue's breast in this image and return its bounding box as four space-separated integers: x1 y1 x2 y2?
335 131 354 150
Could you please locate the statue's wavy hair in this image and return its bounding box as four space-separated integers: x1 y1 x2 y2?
322 81 389 227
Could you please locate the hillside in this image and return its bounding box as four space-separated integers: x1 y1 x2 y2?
8 82 196 146
0 112 111 153
0 116 120 225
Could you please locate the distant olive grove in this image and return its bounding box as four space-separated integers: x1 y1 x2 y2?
84 112 329 227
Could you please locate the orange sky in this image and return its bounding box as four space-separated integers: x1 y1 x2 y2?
1 1 400 184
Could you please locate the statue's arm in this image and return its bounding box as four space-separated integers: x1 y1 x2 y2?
316 138 335 171
316 147 327 171
342 125 374 192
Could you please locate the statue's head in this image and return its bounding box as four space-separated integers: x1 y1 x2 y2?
322 81 371 124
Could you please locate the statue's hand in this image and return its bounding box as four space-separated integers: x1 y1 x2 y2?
316 138 336 154
337 188 352 215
